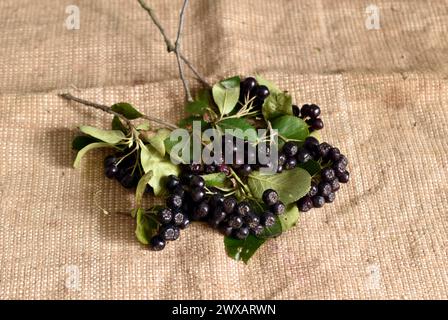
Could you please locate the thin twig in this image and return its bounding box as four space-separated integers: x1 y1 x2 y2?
174 0 193 102
59 93 178 130
137 0 210 88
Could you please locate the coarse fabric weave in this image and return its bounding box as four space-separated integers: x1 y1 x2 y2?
0 0 447 299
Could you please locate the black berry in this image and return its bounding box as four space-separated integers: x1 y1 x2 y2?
157 208 173 224
310 118 324 130
255 85 270 99
190 175 205 188
297 196 313 212
104 155 117 167
261 211 276 227
328 148 341 162
219 224 233 237
193 201 210 220
308 183 318 197
173 211 185 226
166 194 183 210
321 168 336 182
308 104 321 119
223 196 237 214
337 170 350 183
105 165 118 179
312 196 325 208
283 142 298 157
244 213 260 229
271 201 286 215
166 175 180 191
190 187 205 202
234 226 250 240
296 148 312 164
325 192 336 203
228 214 243 229
159 224 179 241
284 157 297 170
262 189 279 206
329 179 340 192
319 182 332 197
150 235 166 251
236 201 251 216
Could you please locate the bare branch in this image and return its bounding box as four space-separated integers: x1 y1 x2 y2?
137 0 210 88
59 93 179 130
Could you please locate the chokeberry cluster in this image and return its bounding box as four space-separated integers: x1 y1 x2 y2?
292 103 324 132
239 77 270 109
295 137 350 212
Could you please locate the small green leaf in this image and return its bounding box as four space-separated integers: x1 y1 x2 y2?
201 172 229 188
72 135 99 151
255 75 281 94
248 167 311 205
148 128 171 156
278 204 300 231
79 126 126 144
135 208 158 245
298 160 321 176
111 102 142 120
224 234 266 264
135 171 154 208
136 121 151 131
309 130 321 142
271 115 309 141
218 118 258 142
262 92 293 120
186 100 208 116
140 145 180 195
111 116 128 133
73 142 113 168
212 76 240 116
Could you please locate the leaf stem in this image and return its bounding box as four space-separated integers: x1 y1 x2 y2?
230 167 252 196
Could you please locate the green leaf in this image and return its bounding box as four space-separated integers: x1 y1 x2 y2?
248 167 311 205
271 115 309 141
299 160 321 176
212 76 240 116
262 92 293 120
224 234 266 264
201 173 229 189
110 102 142 120
147 128 171 156
136 121 151 131
217 118 258 142
140 145 180 195
79 125 126 144
73 142 113 168
178 115 208 130
278 204 300 231
111 116 128 133
135 208 158 245
255 75 281 94
135 171 154 208
72 135 99 151
186 100 208 116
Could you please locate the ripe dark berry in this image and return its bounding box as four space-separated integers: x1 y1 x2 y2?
283 142 299 157
333 159 347 173
308 104 321 119
120 173 137 189
328 147 341 162
188 163 203 174
321 168 336 182
312 195 325 208
284 157 297 170
304 137 320 152
190 187 205 202
193 201 210 220
178 216 190 229
204 164 216 174
159 224 179 241
180 172 193 185
104 155 117 167
325 192 336 203
296 148 312 164
308 183 318 197
271 201 286 215
211 208 227 224
292 104 301 117
261 212 276 227
241 77 257 93
329 179 340 192
228 214 244 229
244 213 260 229
238 164 252 177
172 185 185 198
251 225 264 236
234 226 250 240
297 196 313 212
219 224 233 237
173 211 185 226
262 189 279 206
157 208 173 225
278 153 287 166
236 201 251 216
319 182 333 197
338 155 349 167
218 164 231 176
277 165 283 173
318 142 332 159
105 165 119 179
190 175 205 188
310 118 324 130
255 85 270 99
166 175 180 191
150 235 166 251
166 194 183 210
337 170 350 183
300 104 312 118
222 196 237 214
210 193 225 208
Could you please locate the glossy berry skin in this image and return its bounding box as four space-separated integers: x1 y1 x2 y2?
219 225 233 237
190 175 205 188
261 212 276 227
104 155 117 167
228 214 244 229
278 153 287 166
328 148 341 162
218 164 231 176
337 170 350 183
271 201 286 215
283 142 299 157
210 193 225 208
178 216 190 229
234 226 250 240
262 189 279 206
159 225 179 241
285 157 297 170
157 208 173 225
211 208 227 223
120 174 137 189
325 192 336 203
308 183 318 197
330 179 340 192
238 164 252 177
223 196 237 214
166 194 183 210
193 201 210 220
277 165 284 173
297 196 313 212
333 159 347 174
166 175 180 191
319 182 333 197
319 142 332 159
172 185 185 198
304 137 320 152
188 163 203 174
308 104 321 119
105 165 119 179
312 196 325 208
292 105 301 117
236 201 251 216
244 213 260 229
172 211 185 226
296 148 312 164
255 85 270 99
300 104 312 118
180 172 193 185
321 168 336 182
190 187 205 202
251 225 264 236
150 235 166 251
241 77 257 93
310 118 324 130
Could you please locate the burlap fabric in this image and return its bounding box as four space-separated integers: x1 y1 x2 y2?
0 0 447 299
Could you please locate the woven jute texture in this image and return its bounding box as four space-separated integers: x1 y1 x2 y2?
0 0 447 299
